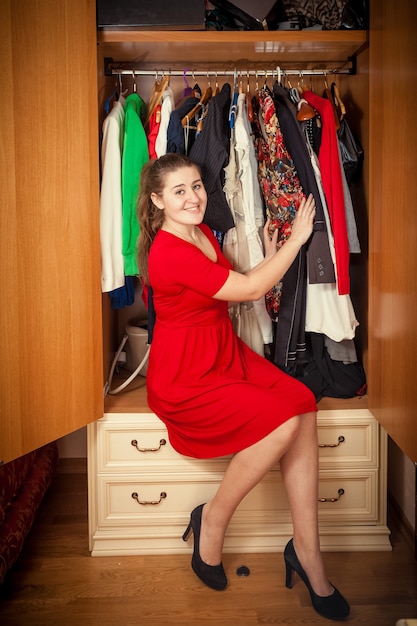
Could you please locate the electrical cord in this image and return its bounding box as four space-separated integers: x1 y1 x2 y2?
105 333 150 396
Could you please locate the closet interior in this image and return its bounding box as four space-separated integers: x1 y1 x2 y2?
98 30 370 389
87 28 393 557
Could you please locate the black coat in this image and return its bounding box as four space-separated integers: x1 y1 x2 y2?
189 83 234 233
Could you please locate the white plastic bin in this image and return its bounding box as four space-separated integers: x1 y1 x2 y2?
125 318 149 376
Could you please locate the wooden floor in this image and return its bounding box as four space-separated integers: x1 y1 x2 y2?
0 459 416 626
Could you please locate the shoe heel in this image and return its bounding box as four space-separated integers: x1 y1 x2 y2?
283 538 350 620
182 520 192 542
285 559 294 589
184 504 227 591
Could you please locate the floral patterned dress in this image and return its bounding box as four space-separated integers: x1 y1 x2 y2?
252 87 306 320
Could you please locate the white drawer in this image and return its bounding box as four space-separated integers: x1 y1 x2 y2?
96 413 216 471
97 409 378 472
317 410 378 468
316 469 379 524
95 467 378 529
96 467 287 527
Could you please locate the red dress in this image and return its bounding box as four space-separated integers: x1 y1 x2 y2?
147 224 317 459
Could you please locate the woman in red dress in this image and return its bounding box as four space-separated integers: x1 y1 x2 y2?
137 153 349 621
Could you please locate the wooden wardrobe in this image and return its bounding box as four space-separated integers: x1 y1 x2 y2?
1 0 415 535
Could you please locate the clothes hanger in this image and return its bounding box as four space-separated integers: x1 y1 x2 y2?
104 77 119 114
295 72 316 121
251 70 260 107
196 73 213 133
196 108 209 134
196 103 210 134
104 72 125 114
246 71 254 123
229 68 239 129
323 73 341 129
214 72 220 96
262 68 269 90
331 81 346 121
181 83 212 128
238 75 243 95
282 67 288 90
297 72 321 128
175 68 193 106
192 72 202 99
146 71 170 126
286 79 300 107
297 99 317 121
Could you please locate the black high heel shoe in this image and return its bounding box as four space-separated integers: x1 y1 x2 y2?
284 538 350 621
182 503 227 591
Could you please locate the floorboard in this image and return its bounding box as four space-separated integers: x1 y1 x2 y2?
0 459 416 626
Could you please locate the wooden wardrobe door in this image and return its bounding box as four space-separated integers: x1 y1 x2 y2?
368 0 417 462
0 0 103 464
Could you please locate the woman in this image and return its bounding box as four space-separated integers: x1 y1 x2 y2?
137 153 349 621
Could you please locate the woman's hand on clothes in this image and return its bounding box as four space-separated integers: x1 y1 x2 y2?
214 193 315 303
288 194 316 247
263 219 279 261
262 194 315 262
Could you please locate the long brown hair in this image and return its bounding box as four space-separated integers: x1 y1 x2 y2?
137 153 201 285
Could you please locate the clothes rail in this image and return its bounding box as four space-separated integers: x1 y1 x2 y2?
104 58 357 77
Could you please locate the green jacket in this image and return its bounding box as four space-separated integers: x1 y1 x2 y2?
122 93 148 276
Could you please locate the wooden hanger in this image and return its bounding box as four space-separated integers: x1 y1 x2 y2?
196 105 210 133
192 82 202 99
146 73 169 126
297 99 317 121
262 68 269 90
323 74 341 130
246 73 254 123
331 82 346 122
291 74 316 122
251 71 260 107
213 72 220 96
181 84 212 128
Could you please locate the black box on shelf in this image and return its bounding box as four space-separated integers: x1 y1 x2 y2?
97 0 206 30
209 0 284 30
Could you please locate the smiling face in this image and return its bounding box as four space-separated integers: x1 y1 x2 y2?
150 165 207 233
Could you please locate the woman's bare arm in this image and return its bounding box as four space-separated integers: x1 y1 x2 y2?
214 194 315 302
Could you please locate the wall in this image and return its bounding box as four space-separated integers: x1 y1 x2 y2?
57 427 87 458
388 437 416 533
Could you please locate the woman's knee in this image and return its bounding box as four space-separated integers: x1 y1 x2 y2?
277 414 302 446
300 410 318 431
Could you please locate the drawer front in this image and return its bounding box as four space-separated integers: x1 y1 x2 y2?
96 468 378 529
316 469 378 525
97 409 378 472
98 423 181 470
317 413 378 468
96 468 289 528
96 414 229 471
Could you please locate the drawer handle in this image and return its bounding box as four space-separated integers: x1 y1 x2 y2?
131 438 167 452
318 435 345 448
318 488 345 503
131 491 167 505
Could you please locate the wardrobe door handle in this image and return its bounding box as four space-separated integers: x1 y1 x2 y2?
131 491 167 506
318 435 345 448
318 488 345 503
131 438 167 452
